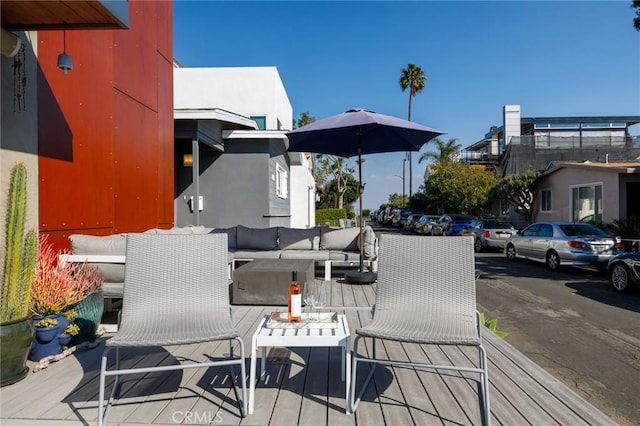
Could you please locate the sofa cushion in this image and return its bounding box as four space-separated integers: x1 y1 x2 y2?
278 227 321 250
211 226 237 250
69 234 126 283
320 227 359 252
279 249 330 261
230 249 283 260
236 225 279 250
359 225 376 259
145 226 213 234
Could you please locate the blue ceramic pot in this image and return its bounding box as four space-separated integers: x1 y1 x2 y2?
58 333 72 347
34 324 59 344
30 338 61 361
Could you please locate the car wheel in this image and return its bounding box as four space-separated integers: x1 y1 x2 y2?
546 250 560 271
610 263 631 292
474 238 483 253
505 243 516 260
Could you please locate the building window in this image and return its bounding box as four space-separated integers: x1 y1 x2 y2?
276 163 288 199
571 183 602 222
251 115 266 130
535 132 550 147
540 189 552 212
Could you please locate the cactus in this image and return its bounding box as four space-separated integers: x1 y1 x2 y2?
1 163 37 322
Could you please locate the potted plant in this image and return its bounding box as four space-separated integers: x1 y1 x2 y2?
68 264 104 345
30 235 104 349
0 163 37 386
58 323 80 347
56 309 77 335
30 317 61 361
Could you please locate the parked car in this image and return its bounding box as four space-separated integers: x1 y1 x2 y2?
382 207 397 225
431 214 474 236
607 251 640 292
505 222 622 271
414 214 440 235
392 209 413 227
403 213 423 233
463 218 517 252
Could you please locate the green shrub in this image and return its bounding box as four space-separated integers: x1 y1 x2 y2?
316 208 347 227
479 312 508 338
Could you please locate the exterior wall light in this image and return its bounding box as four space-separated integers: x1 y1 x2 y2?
183 154 193 167
57 26 72 74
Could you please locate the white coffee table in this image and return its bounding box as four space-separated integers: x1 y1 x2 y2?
248 313 351 414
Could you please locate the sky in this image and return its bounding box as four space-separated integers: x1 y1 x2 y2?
173 1 640 212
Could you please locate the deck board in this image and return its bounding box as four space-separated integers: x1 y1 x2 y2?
0 279 616 426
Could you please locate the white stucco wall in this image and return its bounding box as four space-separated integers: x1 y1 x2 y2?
290 152 316 229
174 66 293 131
503 104 521 146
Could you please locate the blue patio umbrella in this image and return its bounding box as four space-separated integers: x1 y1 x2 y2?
286 108 444 281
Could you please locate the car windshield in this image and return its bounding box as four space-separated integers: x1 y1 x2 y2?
559 224 608 237
487 221 512 229
450 215 473 222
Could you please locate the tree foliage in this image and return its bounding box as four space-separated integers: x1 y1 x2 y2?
295 111 315 129
633 1 640 30
418 137 462 165
399 63 426 121
316 158 357 209
424 162 499 214
400 63 427 198
489 170 540 224
387 193 409 208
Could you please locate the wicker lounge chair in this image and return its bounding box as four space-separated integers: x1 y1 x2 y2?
350 234 490 425
98 233 247 425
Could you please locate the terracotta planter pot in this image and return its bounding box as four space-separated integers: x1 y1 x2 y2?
0 316 34 387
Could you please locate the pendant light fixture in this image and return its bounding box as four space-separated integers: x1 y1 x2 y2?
57 25 72 74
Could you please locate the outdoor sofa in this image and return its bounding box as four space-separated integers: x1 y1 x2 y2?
60 224 378 302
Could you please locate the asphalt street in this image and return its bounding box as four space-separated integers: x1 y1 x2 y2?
371 222 640 426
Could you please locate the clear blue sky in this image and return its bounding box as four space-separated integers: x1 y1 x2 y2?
174 1 640 212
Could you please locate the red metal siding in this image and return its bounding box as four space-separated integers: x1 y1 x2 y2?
38 1 174 251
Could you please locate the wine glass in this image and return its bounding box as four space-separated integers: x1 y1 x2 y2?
303 281 319 322
314 280 327 321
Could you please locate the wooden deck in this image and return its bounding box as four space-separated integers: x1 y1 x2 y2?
0 280 615 426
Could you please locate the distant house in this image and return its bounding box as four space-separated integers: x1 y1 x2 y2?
534 161 640 223
462 105 640 226
463 105 640 177
173 66 316 229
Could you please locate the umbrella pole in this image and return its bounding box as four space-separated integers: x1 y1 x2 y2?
358 148 364 273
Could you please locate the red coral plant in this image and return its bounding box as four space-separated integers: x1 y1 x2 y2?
30 235 104 316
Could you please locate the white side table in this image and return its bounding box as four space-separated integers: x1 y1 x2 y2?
248 313 351 414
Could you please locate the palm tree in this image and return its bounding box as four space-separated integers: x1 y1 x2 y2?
418 137 461 164
399 63 426 199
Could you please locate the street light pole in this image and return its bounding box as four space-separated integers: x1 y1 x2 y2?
393 173 405 207
402 158 406 206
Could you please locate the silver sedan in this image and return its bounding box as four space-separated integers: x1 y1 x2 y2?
504 222 622 271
